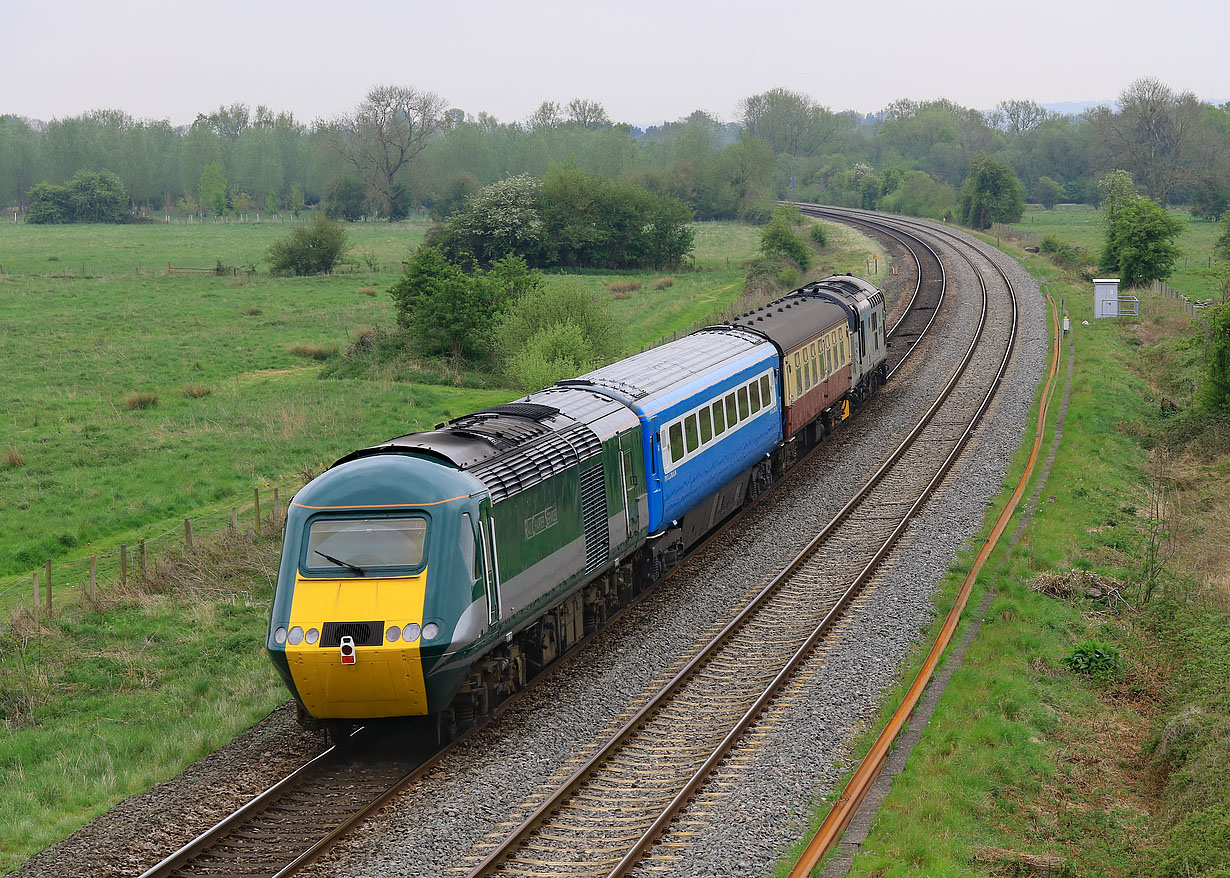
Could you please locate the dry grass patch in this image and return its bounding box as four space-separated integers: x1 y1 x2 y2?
181 384 212 399
357 287 379 296
123 391 159 410
607 280 642 294
240 306 262 316
3 447 23 468
652 277 674 289
288 343 337 361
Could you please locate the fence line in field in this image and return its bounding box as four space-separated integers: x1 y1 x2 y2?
0 473 310 620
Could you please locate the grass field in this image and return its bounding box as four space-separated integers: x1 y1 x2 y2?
1006 203 1225 300
0 214 892 872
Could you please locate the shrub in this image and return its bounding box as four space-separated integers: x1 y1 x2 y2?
809 224 829 248
652 277 674 289
4 447 23 468
124 392 159 410
288 343 337 361
266 214 350 276
1062 640 1122 677
496 277 619 382
181 385 212 399
760 208 812 270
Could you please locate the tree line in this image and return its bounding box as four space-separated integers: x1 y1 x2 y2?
3 78 1228 226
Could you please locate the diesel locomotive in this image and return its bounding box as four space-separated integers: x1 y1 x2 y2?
267 276 888 740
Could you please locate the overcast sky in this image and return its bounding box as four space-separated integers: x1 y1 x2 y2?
4 0 1227 127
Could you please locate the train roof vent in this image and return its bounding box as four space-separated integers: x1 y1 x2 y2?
473 402 560 422
469 423 603 503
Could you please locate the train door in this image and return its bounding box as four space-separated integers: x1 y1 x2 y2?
479 505 500 626
618 431 640 539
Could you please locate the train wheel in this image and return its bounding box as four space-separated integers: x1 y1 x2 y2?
325 720 354 747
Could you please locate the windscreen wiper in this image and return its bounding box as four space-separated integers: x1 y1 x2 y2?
315 550 365 576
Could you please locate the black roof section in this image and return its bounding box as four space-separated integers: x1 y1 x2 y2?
727 294 848 353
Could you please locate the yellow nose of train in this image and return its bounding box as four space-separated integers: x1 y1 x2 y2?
279 571 431 718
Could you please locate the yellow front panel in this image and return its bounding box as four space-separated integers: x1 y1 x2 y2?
285 570 430 719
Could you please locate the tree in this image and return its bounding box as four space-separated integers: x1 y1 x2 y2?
388 248 536 362
1102 78 1202 204
759 207 812 269
959 153 1025 229
1203 303 1230 411
1100 196 1184 287
526 101 562 131
992 99 1051 135
266 214 350 275
323 84 447 220
429 174 545 266
25 183 71 224
1216 212 1230 262
66 169 128 222
739 88 849 156
565 99 611 129
1034 175 1065 209
880 171 958 220
323 175 367 221
199 163 228 216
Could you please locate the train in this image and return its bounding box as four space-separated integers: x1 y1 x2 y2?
266 275 888 741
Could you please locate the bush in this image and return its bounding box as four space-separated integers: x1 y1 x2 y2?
809 224 829 248
1062 640 1122 677
323 175 367 222
266 214 350 276
124 392 159 410
495 277 619 384
760 208 812 270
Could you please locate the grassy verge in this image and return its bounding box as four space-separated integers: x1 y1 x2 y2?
779 228 1230 876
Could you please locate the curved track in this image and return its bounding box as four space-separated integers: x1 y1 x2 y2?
457 210 1018 878
137 210 990 878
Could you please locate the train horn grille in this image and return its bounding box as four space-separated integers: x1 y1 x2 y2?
321 621 382 647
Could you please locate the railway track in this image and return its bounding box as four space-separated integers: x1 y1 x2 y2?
136 211 968 878
455 210 1018 877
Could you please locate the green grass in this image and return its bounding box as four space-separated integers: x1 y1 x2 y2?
777 238 1230 877
1007 203 1225 301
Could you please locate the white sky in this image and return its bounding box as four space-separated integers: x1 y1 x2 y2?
3 0 1226 126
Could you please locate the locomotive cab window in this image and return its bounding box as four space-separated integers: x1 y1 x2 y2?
305 516 427 573
460 512 479 581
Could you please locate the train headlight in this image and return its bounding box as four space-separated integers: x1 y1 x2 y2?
274 627 287 645
421 622 440 641
402 623 421 642
288 626 304 645
385 625 401 643
306 628 320 645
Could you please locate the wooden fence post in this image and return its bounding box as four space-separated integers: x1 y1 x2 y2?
120 544 127 585
89 556 97 603
184 518 194 550
33 571 39 611
139 539 147 577
44 559 52 614
232 506 238 530
254 488 262 535
273 488 280 525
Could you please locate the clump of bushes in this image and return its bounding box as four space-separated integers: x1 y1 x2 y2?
266 214 350 276
1040 234 1093 271
124 392 159 410
181 385 212 399
289 343 337 361
809 224 829 248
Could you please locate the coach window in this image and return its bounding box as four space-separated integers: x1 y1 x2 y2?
699 406 713 444
738 386 750 420
684 414 699 453
749 379 761 413
712 400 726 435
668 422 684 464
760 375 771 404
725 392 738 427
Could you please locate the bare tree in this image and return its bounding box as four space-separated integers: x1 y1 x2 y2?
993 99 1052 135
322 85 447 220
565 98 611 129
526 101 562 131
1103 77 1202 204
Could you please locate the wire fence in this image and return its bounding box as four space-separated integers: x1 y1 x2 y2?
1153 279 1209 319
0 474 309 619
